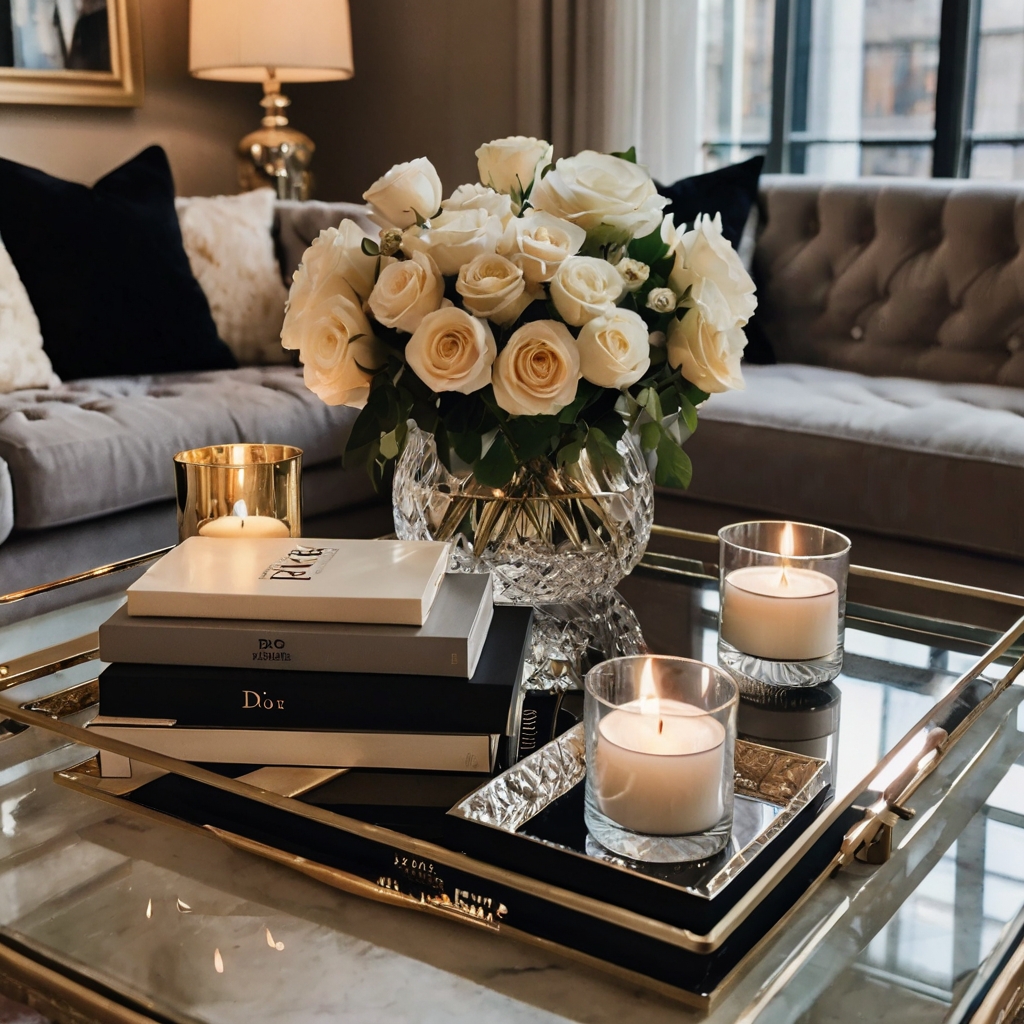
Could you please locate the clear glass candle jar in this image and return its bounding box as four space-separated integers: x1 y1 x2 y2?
174 444 302 541
718 521 851 688
584 655 738 863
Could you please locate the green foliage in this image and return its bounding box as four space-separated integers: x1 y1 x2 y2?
611 146 637 163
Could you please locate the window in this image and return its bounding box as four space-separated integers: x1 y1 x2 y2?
700 0 1024 179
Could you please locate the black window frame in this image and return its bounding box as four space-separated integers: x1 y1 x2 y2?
758 0 1023 178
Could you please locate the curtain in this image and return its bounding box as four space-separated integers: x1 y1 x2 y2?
515 0 705 182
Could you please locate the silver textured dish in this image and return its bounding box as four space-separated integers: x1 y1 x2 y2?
450 723 830 900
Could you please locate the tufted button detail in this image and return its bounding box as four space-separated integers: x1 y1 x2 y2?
851 326 864 340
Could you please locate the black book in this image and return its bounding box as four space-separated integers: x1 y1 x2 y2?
99 606 534 735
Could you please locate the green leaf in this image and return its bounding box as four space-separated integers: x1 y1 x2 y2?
411 207 429 228
639 387 663 423
556 437 584 466
360 238 380 257
539 162 555 179
473 432 517 488
677 394 699 435
449 429 482 465
611 146 637 163
506 415 559 462
557 380 602 424
640 421 661 451
628 224 670 267
655 434 692 490
379 428 400 460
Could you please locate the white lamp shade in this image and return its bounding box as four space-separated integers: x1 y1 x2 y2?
190 0 354 83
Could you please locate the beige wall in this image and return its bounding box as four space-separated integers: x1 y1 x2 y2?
291 0 522 202
0 0 254 195
0 0 524 200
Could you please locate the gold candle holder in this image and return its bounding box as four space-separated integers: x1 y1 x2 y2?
173 444 302 541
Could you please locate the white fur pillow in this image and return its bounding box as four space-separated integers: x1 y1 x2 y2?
0 233 59 393
175 189 290 365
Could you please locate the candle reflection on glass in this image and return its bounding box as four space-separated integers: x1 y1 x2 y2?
198 499 291 539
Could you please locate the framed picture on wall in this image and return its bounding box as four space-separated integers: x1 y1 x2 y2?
0 0 142 106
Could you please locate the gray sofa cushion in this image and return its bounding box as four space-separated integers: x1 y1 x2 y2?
681 364 1024 558
0 457 11 545
756 176 1024 387
274 200 377 286
0 365 374 531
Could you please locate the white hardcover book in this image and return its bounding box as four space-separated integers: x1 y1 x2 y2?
88 718 499 775
126 537 451 626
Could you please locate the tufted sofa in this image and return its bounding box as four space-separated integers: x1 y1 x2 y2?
680 175 1024 562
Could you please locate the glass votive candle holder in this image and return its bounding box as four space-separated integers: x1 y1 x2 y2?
718 521 851 689
174 444 302 542
584 655 738 863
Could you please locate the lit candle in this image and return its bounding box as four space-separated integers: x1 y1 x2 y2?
594 661 726 835
720 523 839 661
197 500 290 539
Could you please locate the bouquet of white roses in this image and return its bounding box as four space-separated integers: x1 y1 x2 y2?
281 137 756 491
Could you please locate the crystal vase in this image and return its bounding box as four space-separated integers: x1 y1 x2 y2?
393 425 655 604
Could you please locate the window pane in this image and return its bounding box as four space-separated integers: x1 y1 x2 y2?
701 0 776 169
970 0 1024 179
787 0 940 178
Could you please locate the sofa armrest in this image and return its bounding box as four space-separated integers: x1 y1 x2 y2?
0 456 12 547
274 200 377 287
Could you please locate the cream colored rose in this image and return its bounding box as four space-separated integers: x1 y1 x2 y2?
406 306 496 394
456 254 536 326
497 210 586 285
646 287 677 313
362 157 443 230
549 256 625 326
367 251 444 333
492 320 580 416
441 183 513 226
285 222 391 313
402 207 504 276
660 213 683 255
282 290 385 408
617 258 649 292
577 309 651 388
475 136 552 196
669 212 757 325
529 150 668 241
667 279 747 393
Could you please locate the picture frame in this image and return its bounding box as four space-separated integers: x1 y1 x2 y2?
0 0 143 107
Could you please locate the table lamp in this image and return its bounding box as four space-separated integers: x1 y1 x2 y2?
189 0 354 200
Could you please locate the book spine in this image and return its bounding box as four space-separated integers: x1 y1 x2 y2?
99 622 472 678
98 669 511 734
90 725 497 773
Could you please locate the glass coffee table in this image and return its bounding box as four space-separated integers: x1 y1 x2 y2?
0 525 1023 1024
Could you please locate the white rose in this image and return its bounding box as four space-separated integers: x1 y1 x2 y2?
646 287 677 314
577 309 651 388
442 183 514 226
362 157 443 230
406 306 496 394
669 212 757 325
282 290 384 408
402 207 504 276
549 256 625 326
475 136 552 196
617 258 650 292
497 210 586 285
367 251 444 333
529 150 668 241
492 320 580 416
660 213 684 255
667 278 747 393
456 253 536 326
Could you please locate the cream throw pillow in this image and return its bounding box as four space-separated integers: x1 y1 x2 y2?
175 189 290 365
0 233 59 393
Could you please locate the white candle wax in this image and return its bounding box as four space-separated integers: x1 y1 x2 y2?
721 565 838 661
595 699 726 835
198 515 290 539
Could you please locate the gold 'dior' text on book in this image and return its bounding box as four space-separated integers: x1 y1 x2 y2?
243 690 285 710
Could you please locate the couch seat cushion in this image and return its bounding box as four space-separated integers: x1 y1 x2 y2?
0 366 365 531
681 364 1024 557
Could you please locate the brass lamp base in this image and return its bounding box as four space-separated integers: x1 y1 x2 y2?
237 78 315 201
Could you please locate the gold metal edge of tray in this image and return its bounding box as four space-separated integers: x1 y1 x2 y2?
16 606 1023 961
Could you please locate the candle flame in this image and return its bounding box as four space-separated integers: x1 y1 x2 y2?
778 522 795 586
145 899 152 920
231 499 248 519
638 658 659 716
266 928 285 951
214 948 224 974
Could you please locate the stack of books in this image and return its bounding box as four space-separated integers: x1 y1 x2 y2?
91 538 537 787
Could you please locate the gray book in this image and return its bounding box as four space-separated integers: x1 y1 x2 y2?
99 573 494 679
89 717 499 777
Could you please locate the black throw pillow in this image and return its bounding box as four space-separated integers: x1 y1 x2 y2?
657 155 775 364
656 154 764 248
0 146 237 381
